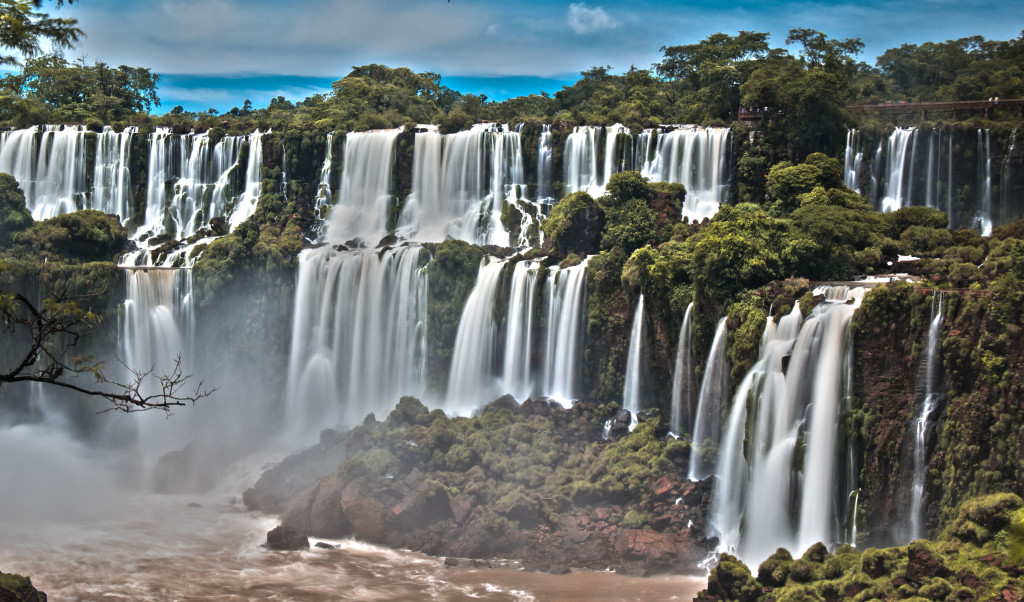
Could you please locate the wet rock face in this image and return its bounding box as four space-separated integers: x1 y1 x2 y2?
266 525 309 550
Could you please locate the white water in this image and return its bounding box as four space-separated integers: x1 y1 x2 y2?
647 126 730 222
284 245 428 438
542 258 590 405
536 124 554 202
908 292 945 540
327 128 402 245
670 302 695 436
313 132 336 233
228 130 265 231
687 317 729 481
0 125 88 219
622 294 645 419
502 260 541 402
843 128 862 193
975 129 993 236
446 258 506 413
91 126 138 220
564 126 602 198
399 123 520 246
711 287 865 565
880 128 917 212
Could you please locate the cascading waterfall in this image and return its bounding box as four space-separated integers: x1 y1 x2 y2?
622 294 645 419
0 125 88 220
313 132 335 231
880 127 917 212
542 258 590 404
908 292 945 541
602 124 631 188
501 260 540 402
284 245 428 436
635 128 660 177
670 302 695 437
648 126 730 222
399 124 520 246
843 129 862 193
326 128 402 244
1001 129 1018 224
924 129 940 210
975 129 993 236
536 125 554 202
687 317 729 481
228 130 264 231
711 286 865 565
564 126 602 197
446 258 506 413
91 126 137 220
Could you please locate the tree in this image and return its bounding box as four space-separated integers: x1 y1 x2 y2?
0 287 213 412
0 173 211 412
0 0 83 66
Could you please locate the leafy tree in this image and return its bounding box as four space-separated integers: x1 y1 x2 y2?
0 0 82 66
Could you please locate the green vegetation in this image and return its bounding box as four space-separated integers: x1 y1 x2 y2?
702 493 1024 601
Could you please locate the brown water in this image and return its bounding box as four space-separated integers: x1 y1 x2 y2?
0 426 706 601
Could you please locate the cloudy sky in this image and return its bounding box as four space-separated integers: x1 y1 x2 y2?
44 0 1024 113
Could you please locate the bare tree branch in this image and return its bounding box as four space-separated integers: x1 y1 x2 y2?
0 288 214 412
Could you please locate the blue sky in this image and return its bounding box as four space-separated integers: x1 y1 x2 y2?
39 0 1024 114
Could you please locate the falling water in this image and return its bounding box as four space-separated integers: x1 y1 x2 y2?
284 245 428 438
501 260 540 402
446 258 506 413
975 129 993 236
228 130 265 231
542 258 590 404
399 123 520 246
537 124 554 202
711 287 865 565
635 128 660 177
670 302 695 436
325 128 402 244
908 293 945 540
0 125 88 220
843 129 862 193
312 132 335 231
648 126 730 222
687 317 729 481
1001 129 1018 225
91 126 137 220
622 294 645 418
602 124 631 188
563 126 602 197
881 128 917 212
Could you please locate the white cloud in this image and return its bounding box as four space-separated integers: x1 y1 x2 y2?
567 3 616 35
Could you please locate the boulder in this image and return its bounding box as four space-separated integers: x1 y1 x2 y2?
266 525 309 550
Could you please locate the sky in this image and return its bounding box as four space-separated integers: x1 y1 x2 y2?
34 0 1024 114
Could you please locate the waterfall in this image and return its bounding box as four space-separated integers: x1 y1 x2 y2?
843 129 862 193
446 258 506 413
648 126 730 222
227 130 264 231
670 302 695 436
1001 129 1018 225
326 128 402 245
924 129 938 210
542 258 590 404
537 125 554 202
687 317 729 481
975 129 993 236
313 132 335 232
602 124 631 188
399 123 520 246
564 126 602 197
0 125 88 220
880 128 917 212
635 128 660 177
92 126 137 220
284 245 427 436
501 260 540 402
622 294 645 418
121 268 195 387
908 292 945 541
711 286 865 565
141 127 250 240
